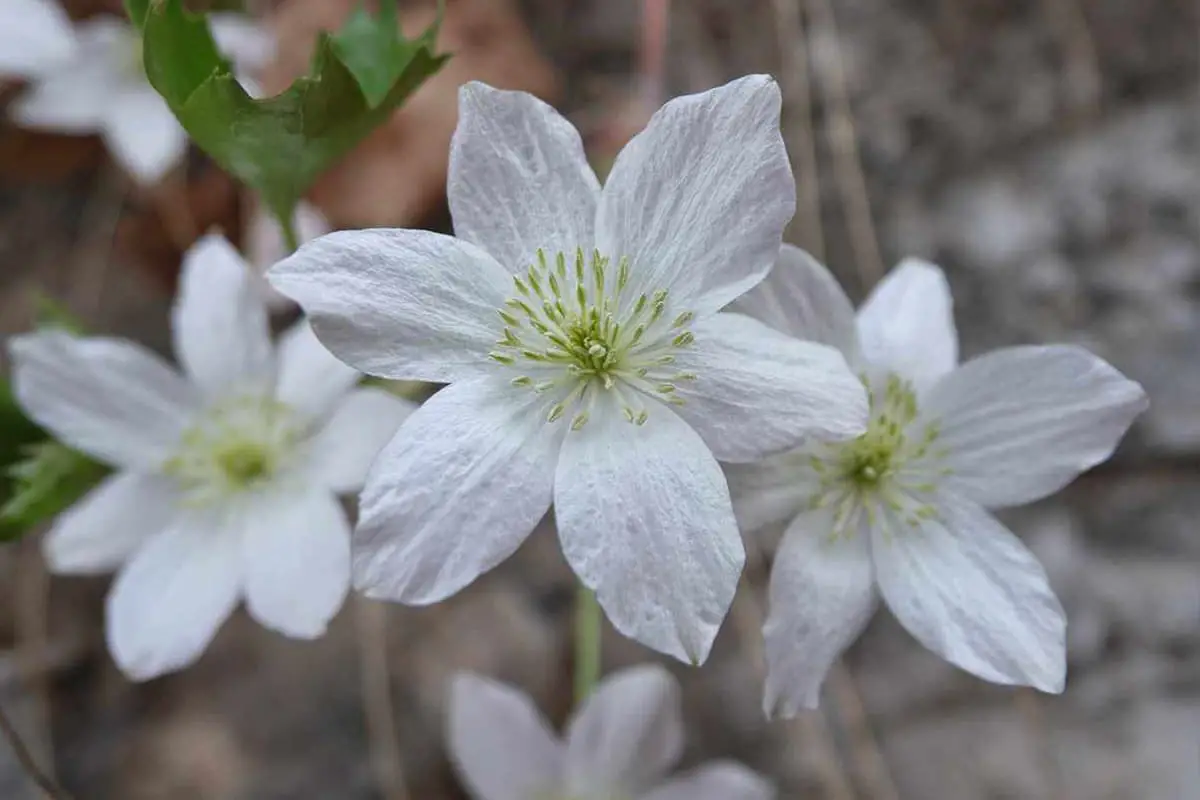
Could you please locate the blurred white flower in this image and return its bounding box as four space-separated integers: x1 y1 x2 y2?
269 76 869 664
0 0 74 76
730 246 1149 715
3 9 274 184
245 200 331 311
9 234 414 681
449 665 774 800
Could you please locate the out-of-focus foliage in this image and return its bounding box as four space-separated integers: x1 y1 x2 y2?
126 0 448 248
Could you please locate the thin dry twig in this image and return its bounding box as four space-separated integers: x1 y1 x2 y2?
355 597 410 800
1014 688 1067 800
14 540 55 797
0 699 71 800
148 168 198 253
828 664 901 800
1040 0 1102 122
805 0 884 291
771 0 826 260
639 0 671 106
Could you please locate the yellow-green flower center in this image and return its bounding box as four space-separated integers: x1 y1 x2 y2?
808 373 949 538
163 395 304 506
489 248 698 430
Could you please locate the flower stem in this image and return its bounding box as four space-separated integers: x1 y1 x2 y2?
0 699 71 799
573 584 602 704
280 212 301 255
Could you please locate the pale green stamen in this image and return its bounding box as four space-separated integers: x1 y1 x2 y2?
163 395 303 506
807 374 949 539
490 248 697 429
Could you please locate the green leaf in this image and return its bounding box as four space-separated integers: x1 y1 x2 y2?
138 0 449 241
124 0 150 26
0 442 109 540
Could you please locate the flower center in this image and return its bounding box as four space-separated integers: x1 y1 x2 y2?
808 374 948 538
489 248 698 430
163 394 304 506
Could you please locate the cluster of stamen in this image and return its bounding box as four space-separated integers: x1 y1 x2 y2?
162 394 303 506
807 374 950 540
489 248 698 429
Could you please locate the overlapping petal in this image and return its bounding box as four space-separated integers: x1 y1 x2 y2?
268 230 512 383
856 259 957 392
102 86 189 184
565 664 683 797
763 509 876 716
595 75 795 316
353 378 561 603
241 489 350 639
871 491 1066 693
9 332 197 470
922 345 1148 508
733 244 860 360
554 400 742 664
43 472 176 574
172 234 273 395
304 387 416 493
448 673 563 800
106 513 241 680
0 0 77 77
672 312 867 463
273 320 361 422
449 82 600 273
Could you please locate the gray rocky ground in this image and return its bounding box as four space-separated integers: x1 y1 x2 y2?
1 0 1197 797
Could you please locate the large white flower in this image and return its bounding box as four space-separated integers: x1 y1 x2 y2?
3 9 273 184
730 246 1149 715
268 76 870 664
9 234 414 681
449 665 774 800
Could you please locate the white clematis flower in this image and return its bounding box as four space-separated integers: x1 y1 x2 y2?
268 76 870 664
730 245 1149 715
4 10 274 184
9 234 414 681
0 0 75 76
449 665 774 800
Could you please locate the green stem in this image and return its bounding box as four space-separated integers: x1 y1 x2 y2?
280 213 301 255
573 584 602 705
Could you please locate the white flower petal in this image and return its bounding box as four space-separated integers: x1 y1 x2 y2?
448 673 564 800
208 13 276 72
304 387 417 494
9 64 114 132
106 513 241 680
595 75 795 316
245 202 330 309
43 472 176 575
565 665 683 797
762 509 876 716
872 491 1066 693
241 489 349 639
856 259 957 391
268 229 512 383
353 378 560 603
733 244 860 360
726 452 817 536
554 399 742 664
922 345 1148 508
172 233 273 395
449 82 600 273
9 332 197 470
274 319 360 422
0 0 77 77
101 86 188 184
643 762 775 800
672 312 868 463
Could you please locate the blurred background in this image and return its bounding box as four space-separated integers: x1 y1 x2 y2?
1 0 1198 797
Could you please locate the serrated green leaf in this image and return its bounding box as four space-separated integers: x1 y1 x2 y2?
0 442 109 540
138 0 449 245
124 0 150 26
